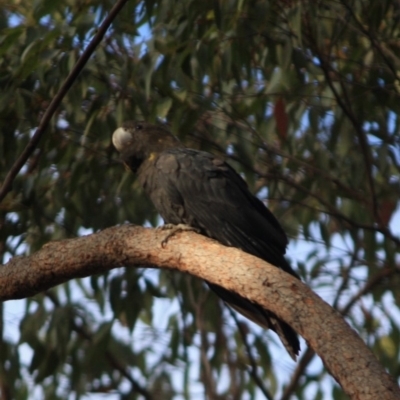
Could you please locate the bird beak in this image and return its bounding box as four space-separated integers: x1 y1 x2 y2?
112 127 132 152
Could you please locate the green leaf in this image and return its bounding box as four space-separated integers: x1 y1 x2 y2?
156 97 172 119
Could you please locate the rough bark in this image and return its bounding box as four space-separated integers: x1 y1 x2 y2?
0 224 399 399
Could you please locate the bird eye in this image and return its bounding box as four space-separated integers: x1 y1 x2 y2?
136 124 143 130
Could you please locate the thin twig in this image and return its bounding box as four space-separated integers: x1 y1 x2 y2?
338 75 380 224
340 0 400 87
281 346 315 400
230 310 274 400
187 281 218 399
170 276 191 399
45 291 154 400
332 250 359 310
309 37 380 224
339 267 399 316
0 0 130 203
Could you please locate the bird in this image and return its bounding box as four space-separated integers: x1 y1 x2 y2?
112 120 300 360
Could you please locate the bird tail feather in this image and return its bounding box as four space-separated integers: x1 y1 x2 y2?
207 282 300 360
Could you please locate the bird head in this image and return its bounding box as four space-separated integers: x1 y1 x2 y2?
112 121 182 172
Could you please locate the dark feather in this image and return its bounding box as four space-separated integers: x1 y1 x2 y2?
113 121 301 360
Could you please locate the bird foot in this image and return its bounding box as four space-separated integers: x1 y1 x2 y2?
158 224 200 247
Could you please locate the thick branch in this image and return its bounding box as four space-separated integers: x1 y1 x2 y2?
0 225 399 399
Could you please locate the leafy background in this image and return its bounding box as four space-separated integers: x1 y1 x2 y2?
1 0 399 399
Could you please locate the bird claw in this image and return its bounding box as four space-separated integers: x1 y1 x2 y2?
158 224 200 247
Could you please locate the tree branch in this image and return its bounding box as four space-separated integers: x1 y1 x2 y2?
313 47 380 225
0 225 399 400
0 0 130 203
340 0 400 86
230 310 274 400
280 265 400 400
281 346 315 400
303 17 381 225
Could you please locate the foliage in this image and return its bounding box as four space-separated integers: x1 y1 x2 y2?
1 0 399 399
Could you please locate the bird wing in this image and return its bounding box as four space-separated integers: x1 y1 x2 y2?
155 148 296 276
153 148 300 360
